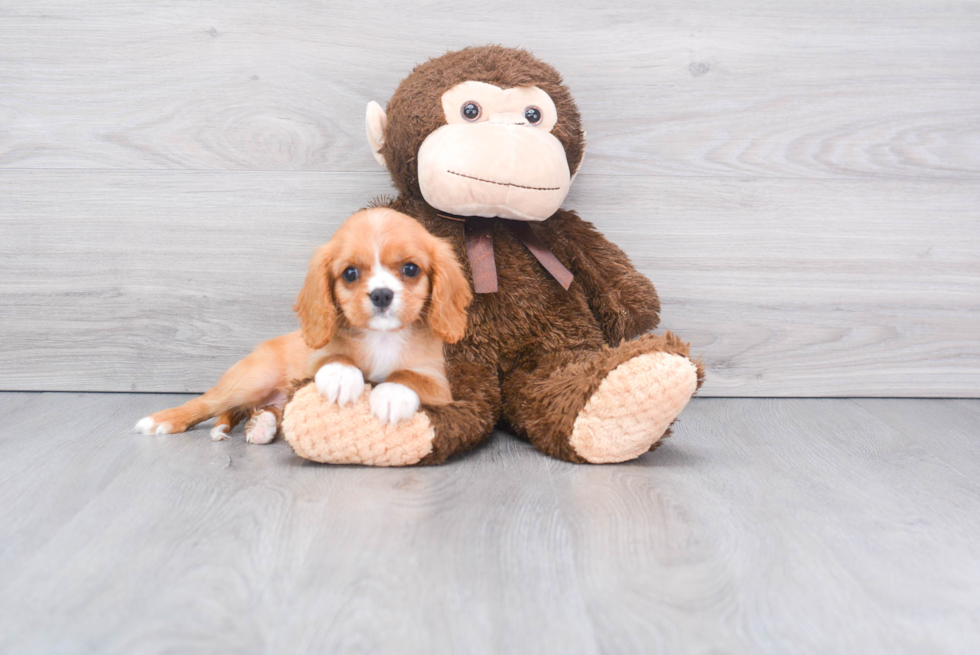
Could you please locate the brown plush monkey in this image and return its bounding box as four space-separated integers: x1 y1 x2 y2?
282 46 704 465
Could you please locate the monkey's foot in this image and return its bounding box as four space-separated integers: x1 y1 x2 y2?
569 352 699 463
282 383 435 466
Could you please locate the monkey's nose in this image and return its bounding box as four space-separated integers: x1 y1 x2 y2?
369 288 394 310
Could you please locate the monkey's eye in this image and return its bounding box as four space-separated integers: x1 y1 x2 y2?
402 262 420 278
461 101 482 122
524 106 542 125
342 266 359 283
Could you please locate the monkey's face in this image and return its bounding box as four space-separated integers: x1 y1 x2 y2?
367 75 579 222
415 81 571 222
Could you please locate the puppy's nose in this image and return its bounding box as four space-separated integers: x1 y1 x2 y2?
369 288 394 310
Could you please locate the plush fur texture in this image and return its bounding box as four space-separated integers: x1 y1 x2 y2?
281 46 704 465
283 382 435 466
569 351 699 463
381 46 585 199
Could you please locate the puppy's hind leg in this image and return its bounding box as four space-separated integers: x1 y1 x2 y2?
135 344 283 436
210 408 246 442
244 393 287 446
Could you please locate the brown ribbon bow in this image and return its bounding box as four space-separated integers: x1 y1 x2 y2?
437 213 574 294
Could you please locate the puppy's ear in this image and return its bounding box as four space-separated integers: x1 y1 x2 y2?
427 236 472 344
294 243 337 349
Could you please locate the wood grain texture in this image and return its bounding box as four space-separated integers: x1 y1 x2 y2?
1 1 979 395
552 397 980 653
1 393 978 653
2 170 977 395
0 1 978 179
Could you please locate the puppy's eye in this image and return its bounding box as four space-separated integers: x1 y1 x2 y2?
402 262 420 278
524 106 542 125
461 101 481 122
342 266 358 283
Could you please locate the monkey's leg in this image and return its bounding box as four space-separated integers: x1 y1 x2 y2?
501 332 704 464
417 357 501 465
283 357 501 466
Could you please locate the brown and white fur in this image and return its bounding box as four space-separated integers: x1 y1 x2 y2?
135 208 471 444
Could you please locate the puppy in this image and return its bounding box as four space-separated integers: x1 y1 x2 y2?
135 207 471 444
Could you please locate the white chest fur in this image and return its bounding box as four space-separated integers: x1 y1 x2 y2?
359 330 409 384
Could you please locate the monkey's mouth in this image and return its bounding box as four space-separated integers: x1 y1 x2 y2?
446 170 560 192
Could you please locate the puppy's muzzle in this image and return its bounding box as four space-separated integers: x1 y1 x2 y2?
370 288 394 310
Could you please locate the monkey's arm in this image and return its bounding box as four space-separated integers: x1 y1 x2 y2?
548 210 661 345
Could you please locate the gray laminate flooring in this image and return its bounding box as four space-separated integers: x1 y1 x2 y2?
0 393 978 654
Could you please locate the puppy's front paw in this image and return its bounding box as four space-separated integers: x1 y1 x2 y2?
369 383 420 425
315 363 365 406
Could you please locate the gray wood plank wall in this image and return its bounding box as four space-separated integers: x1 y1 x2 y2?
1 1 978 395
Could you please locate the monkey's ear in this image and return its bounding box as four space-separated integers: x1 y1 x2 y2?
365 101 388 169
570 130 587 182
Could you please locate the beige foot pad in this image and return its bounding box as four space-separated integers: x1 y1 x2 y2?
282 382 434 466
570 352 699 463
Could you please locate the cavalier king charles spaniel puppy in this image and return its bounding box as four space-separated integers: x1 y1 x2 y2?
135 207 471 444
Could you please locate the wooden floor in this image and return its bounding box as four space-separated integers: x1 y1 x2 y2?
0 394 977 653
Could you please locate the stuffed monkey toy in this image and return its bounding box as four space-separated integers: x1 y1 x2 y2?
282 46 704 465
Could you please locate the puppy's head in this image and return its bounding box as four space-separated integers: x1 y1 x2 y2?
295 208 472 348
